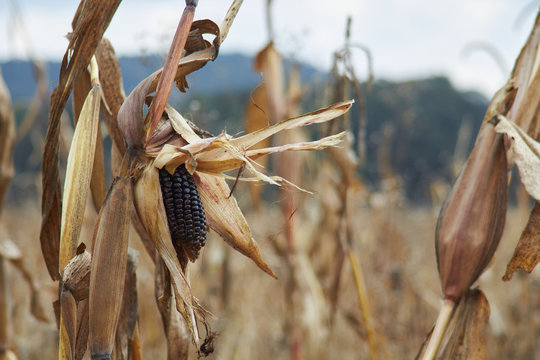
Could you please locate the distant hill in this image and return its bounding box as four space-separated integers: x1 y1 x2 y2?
0 53 324 102
1 54 490 204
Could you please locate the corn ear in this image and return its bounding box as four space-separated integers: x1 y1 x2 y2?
133 165 199 344
435 123 508 301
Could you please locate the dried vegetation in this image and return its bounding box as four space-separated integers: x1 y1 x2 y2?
0 1 540 360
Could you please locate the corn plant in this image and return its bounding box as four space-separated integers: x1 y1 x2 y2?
39 1 353 358
419 10 540 360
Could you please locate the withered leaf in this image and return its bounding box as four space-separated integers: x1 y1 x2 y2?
503 202 540 281
494 114 540 201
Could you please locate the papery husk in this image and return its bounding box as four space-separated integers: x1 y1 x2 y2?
60 83 101 272
133 165 199 344
195 172 276 278
435 123 508 301
41 0 122 281
89 176 132 358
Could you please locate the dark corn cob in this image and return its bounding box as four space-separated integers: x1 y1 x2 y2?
159 165 207 263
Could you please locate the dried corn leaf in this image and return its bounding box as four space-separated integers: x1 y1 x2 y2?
74 299 89 360
133 166 199 343
245 85 270 208
494 115 540 201
42 0 122 281
195 172 276 278
503 202 540 280
89 176 131 358
0 68 15 214
60 84 101 271
254 42 285 125
96 38 127 155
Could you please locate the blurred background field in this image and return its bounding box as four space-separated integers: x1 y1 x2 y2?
1 1 540 359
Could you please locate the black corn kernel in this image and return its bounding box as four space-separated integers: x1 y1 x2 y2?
159 165 207 262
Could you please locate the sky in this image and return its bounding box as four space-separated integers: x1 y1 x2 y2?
0 0 538 97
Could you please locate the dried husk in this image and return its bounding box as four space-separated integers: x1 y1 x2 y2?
60 83 101 272
436 123 507 301
89 176 132 358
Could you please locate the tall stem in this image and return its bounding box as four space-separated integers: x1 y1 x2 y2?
422 299 455 360
145 1 198 145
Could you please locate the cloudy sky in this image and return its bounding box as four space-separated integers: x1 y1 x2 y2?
0 0 538 96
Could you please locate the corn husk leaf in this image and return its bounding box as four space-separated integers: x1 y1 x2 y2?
494 115 540 200
417 289 489 359
133 166 199 344
503 202 540 280
60 84 101 272
41 0 122 281
195 171 276 278
89 176 131 358
0 257 10 354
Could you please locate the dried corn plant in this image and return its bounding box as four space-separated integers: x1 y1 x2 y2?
419 10 540 360
39 0 352 358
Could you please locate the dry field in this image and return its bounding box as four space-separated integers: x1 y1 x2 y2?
1 186 539 359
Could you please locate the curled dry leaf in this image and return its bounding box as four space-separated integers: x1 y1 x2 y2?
503 202 540 280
